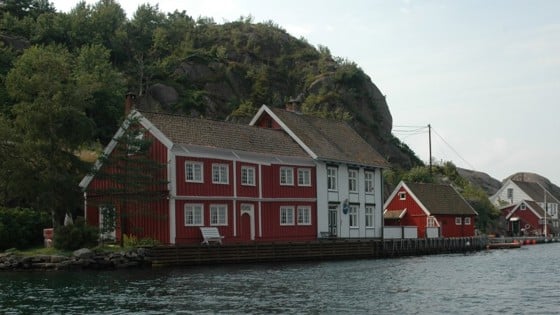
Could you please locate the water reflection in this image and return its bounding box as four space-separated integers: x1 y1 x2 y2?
1 244 560 314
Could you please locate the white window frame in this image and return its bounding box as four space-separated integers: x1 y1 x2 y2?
212 163 229 184
297 206 311 225
280 206 295 225
349 205 359 228
185 161 203 183
365 205 374 227
210 204 228 226
241 166 255 186
348 169 358 193
464 217 471 225
327 167 338 191
507 188 513 199
280 167 294 186
399 192 406 200
455 217 462 225
365 171 374 194
298 168 311 187
184 204 204 226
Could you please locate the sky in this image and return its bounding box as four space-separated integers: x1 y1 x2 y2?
51 0 560 184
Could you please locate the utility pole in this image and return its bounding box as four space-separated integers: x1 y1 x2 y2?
544 187 548 240
428 124 432 174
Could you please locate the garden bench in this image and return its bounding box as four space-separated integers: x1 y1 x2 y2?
200 227 224 245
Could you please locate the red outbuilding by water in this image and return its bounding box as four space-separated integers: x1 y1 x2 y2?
383 181 478 238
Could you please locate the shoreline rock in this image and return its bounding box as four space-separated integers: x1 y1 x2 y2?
0 248 151 271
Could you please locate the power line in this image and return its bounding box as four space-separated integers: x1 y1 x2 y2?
431 127 476 170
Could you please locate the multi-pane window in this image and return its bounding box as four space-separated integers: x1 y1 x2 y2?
348 169 358 192
455 217 462 225
185 161 203 182
507 188 513 199
210 204 228 226
298 168 311 186
349 205 358 227
365 171 374 194
327 167 337 191
297 206 311 225
241 166 255 186
280 206 294 225
212 164 228 184
464 217 471 225
185 204 203 226
280 167 294 185
365 206 374 227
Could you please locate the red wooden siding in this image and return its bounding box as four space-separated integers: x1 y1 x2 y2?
259 202 317 242
436 215 476 238
254 114 281 129
385 186 476 238
174 200 316 244
84 129 170 244
175 156 234 197
236 162 259 198
385 187 429 238
261 165 316 199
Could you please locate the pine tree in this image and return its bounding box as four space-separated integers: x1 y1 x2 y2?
89 115 168 246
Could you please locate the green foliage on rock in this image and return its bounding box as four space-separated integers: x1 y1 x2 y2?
0 207 50 250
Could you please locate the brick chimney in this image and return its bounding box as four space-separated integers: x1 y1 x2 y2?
125 92 136 115
285 94 303 112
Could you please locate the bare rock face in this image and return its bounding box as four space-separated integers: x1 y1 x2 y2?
133 23 416 169
457 168 502 196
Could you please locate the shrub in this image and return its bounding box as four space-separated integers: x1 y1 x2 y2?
0 207 51 250
123 234 160 247
53 219 99 250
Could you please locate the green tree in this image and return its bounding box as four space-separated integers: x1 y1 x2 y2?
3 44 118 224
74 44 126 143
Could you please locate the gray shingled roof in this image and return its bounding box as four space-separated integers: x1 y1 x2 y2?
406 182 478 216
139 111 309 158
524 200 551 219
270 108 389 168
512 180 560 204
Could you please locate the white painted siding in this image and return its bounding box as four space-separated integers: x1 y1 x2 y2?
316 162 383 239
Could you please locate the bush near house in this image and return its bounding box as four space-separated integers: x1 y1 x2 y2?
53 218 99 251
0 207 51 250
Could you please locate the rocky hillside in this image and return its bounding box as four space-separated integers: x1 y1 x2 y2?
134 21 421 169
457 168 502 196
458 168 560 199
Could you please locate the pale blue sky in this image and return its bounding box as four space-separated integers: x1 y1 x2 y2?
52 0 560 184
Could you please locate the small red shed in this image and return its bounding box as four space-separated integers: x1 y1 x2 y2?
501 200 552 236
384 181 478 238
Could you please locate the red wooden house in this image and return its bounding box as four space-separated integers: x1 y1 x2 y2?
500 200 552 236
80 101 317 245
383 181 478 238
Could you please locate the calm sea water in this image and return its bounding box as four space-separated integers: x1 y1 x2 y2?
1 243 560 314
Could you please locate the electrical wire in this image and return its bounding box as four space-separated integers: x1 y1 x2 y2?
431 127 476 170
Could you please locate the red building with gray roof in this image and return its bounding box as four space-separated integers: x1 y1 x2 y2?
80 101 317 244
384 181 478 238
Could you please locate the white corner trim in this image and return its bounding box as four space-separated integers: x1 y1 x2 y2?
79 110 175 190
